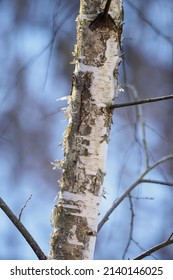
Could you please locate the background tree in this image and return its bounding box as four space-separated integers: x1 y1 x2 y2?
0 0 173 260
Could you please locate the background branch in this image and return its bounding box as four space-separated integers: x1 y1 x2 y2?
141 179 173 187
0 197 47 260
122 195 135 259
110 94 173 109
98 155 173 232
134 233 173 260
19 194 32 221
126 0 172 43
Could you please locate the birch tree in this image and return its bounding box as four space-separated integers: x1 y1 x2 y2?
49 0 124 260
1 0 173 260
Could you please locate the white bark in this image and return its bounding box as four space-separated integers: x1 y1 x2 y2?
49 0 123 260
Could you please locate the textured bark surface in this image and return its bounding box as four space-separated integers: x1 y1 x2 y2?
49 0 123 260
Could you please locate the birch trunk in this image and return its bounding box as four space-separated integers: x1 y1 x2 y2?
49 0 123 260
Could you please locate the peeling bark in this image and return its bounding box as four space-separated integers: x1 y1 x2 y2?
49 0 123 260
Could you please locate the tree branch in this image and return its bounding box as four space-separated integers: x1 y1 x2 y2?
110 94 173 109
122 195 135 259
0 197 47 260
97 154 173 232
103 0 112 17
126 0 172 44
141 179 173 187
19 194 32 221
134 233 173 260
126 84 150 168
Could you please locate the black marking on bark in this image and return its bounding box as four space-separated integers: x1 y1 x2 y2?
89 12 116 32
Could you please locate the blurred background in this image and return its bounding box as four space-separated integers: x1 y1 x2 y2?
0 0 173 260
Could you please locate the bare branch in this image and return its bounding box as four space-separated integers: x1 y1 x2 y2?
132 238 158 260
141 179 173 187
98 154 173 232
126 0 172 44
134 234 173 260
110 94 173 109
103 0 112 17
0 197 47 260
126 84 150 168
19 194 32 221
122 194 135 259
122 178 173 258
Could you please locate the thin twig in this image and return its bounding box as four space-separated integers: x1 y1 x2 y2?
122 195 135 259
141 179 173 187
19 194 32 221
126 84 150 168
110 94 173 109
123 179 173 259
131 195 154 200
0 197 47 260
134 233 173 260
126 0 172 44
97 154 173 232
132 238 158 260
